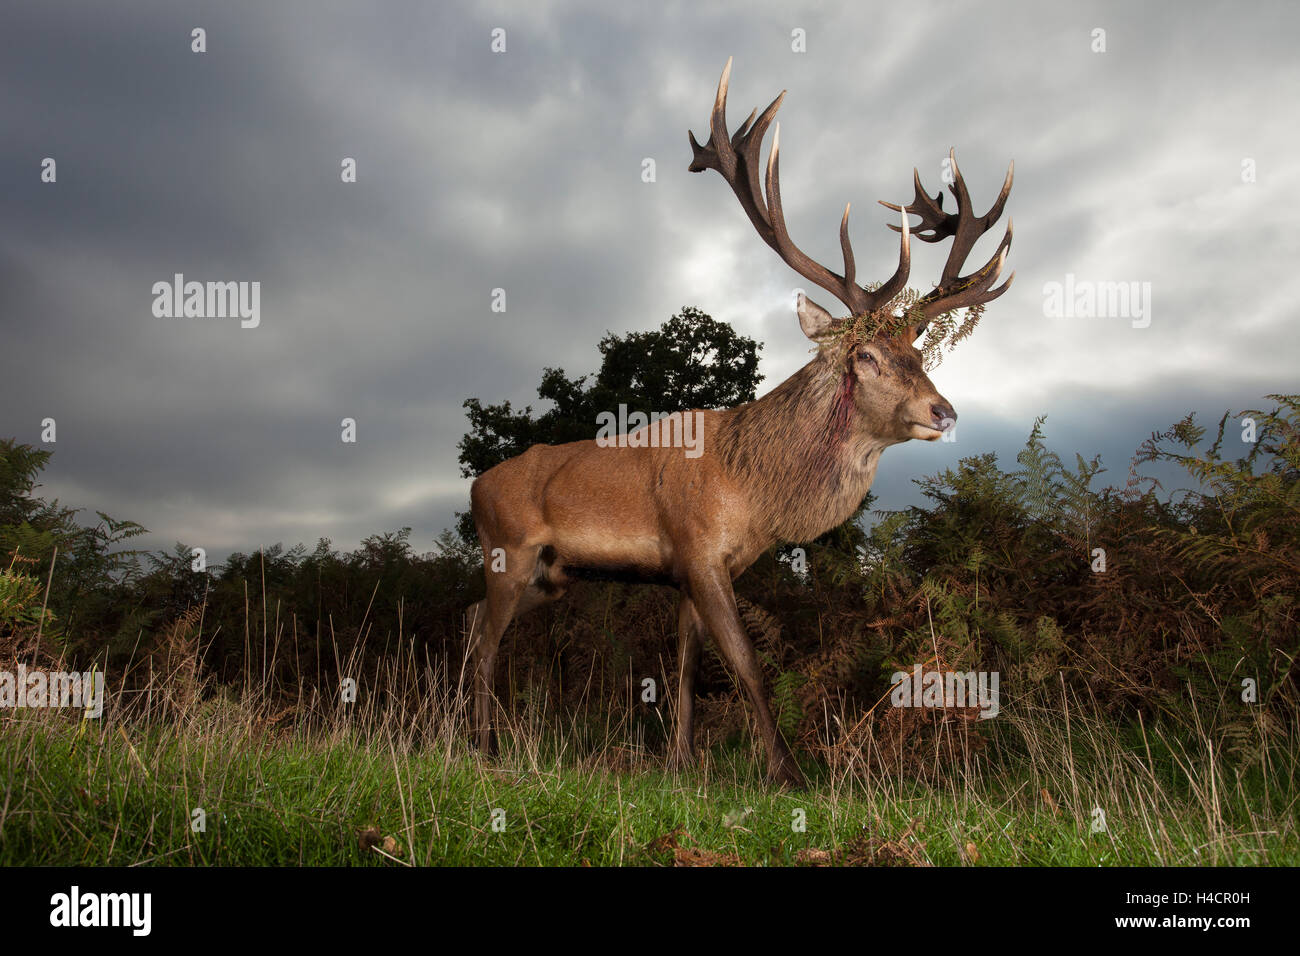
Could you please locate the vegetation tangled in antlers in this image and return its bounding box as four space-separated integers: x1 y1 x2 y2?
822 286 988 372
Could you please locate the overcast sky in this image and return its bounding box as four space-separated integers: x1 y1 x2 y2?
2 0 1297 561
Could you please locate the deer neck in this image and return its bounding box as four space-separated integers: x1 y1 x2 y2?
716 352 888 544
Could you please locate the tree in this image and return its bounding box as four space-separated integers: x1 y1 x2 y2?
457 307 762 478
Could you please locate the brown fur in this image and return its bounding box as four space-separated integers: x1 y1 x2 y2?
717 345 878 543
465 325 955 787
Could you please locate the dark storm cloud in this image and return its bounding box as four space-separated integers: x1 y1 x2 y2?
1 0 1296 560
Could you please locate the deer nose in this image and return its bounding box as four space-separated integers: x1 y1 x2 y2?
931 403 957 431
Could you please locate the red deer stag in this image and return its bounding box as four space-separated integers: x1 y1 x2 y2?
466 58 1013 786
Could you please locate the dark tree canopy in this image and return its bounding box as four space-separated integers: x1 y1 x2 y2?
457 307 762 478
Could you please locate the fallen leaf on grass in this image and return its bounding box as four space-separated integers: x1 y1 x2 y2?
646 827 743 867
358 827 381 851
840 819 930 867
795 848 833 866
357 826 403 859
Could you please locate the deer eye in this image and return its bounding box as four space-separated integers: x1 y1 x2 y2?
856 349 881 376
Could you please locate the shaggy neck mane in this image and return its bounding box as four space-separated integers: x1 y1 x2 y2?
716 350 882 543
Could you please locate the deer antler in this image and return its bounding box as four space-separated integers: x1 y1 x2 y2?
881 149 1015 328
688 58 911 319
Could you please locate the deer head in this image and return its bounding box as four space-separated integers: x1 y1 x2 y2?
688 58 1014 444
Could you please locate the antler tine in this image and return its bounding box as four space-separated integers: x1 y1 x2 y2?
881 149 1015 326
919 218 1015 318
731 107 758 147
689 59 911 319
735 93 784 225
882 167 950 240
939 151 1011 285
709 58 737 178
873 208 913 306
685 57 737 176
764 123 869 314
839 204 856 289
688 59 784 260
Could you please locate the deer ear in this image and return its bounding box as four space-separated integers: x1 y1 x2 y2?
797 294 839 341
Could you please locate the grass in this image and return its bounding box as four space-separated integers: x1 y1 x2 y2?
1 656 1295 866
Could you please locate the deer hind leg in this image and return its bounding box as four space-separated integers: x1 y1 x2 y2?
469 545 535 754
468 544 567 754
670 595 705 768
687 567 805 788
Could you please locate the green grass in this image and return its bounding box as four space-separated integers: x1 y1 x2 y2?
2 688 1295 866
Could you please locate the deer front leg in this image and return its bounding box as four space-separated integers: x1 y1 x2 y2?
670 595 704 768
686 567 805 788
